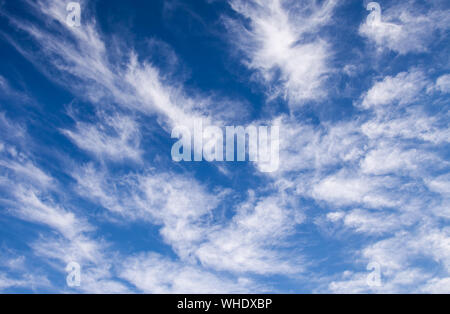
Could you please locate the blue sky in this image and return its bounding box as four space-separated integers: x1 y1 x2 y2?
0 0 449 293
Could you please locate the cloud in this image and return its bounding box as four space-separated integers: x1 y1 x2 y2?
436 74 450 94
62 111 143 162
12 188 92 239
30 236 131 293
2 184 129 293
226 0 336 106
0 117 54 189
421 277 450 294
3 0 246 133
0 272 50 292
311 169 400 208
271 116 365 174
0 76 31 104
327 224 450 293
0 165 127 292
328 267 430 294
326 209 405 235
360 142 439 176
119 252 259 293
359 1 450 54
0 114 130 293
363 227 450 273
0 112 26 140
361 70 430 109
0 158 53 187
13 189 131 293
361 109 450 144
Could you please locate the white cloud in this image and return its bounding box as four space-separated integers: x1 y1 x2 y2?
196 194 302 274
360 143 439 176
421 277 450 294
0 115 53 187
62 112 143 162
311 169 401 208
361 110 450 144
328 268 430 294
361 70 430 109
0 272 50 292
30 236 131 293
427 174 450 198
13 188 92 240
0 112 26 140
359 2 450 54
327 209 404 235
120 252 258 293
436 74 450 94
5 186 130 293
363 227 450 274
327 226 450 293
226 0 336 106
0 159 53 187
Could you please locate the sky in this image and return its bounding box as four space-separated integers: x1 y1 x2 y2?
0 0 449 294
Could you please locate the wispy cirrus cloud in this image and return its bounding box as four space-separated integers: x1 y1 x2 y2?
119 252 260 294
72 163 304 276
361 70 431 109
62 111 143 162
359 1 450 55
225 0 336 106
